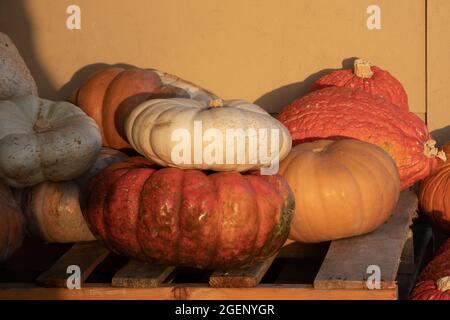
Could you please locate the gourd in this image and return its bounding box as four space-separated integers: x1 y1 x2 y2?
418 140 450 234
279 139 400 243
312 58 408 110
0 32 38 100
16 148 127 243
125 98 292 172
278 87 445 189
0 95 102 187
0 180 26 262
69 66 217 149
84 157 294 269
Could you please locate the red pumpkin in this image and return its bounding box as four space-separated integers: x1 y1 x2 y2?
312 59 409 110
278 87 444 189
410 239 450 300
84 158 294 269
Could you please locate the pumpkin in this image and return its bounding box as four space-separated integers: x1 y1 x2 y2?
69 66 217 149
0 32 38 100
410 239 450 300
278 87 445 190
279 139 400 243
16 148 127 243
84 157 294 269
419 140 450 234
0 95 102 188
312 58 408 110
0 180 26 262
125 98 292 172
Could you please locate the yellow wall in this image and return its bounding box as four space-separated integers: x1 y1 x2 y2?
0 0 425 115
427 0 450 143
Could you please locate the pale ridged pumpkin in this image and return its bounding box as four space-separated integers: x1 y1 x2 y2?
84 157 294 269
0 180 26 262
0 96 102 188
278 87 445 190
125 98 292 172
16 148 127 243
69 66 217 149
312 58 408 110
419 140 450 234
279 139 400 243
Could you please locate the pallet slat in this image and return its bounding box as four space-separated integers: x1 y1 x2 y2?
112 261 175 288
36 242 110 287
313 190 417 290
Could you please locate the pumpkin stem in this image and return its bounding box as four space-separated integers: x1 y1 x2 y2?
208 98 224 108
436 276 450 292
424 139 442 159
437 150 448 162
354 58 374 78
33 118 50 132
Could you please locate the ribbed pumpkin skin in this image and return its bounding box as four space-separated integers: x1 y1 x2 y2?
312 66 408 110
410 239 450 300
279 139 400 243
278 87 439 190
84 158 294 269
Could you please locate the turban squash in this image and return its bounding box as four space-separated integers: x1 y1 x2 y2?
69 66 217 149
312 58 408 111
84 158 294 269
0 96 102 188
16 148 127 243
279 139 400 243
125 98 292 172
418 140 450 234
278 87 445 190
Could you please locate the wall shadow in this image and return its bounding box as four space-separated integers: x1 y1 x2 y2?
431 126 450 146
254 57 357 113
0 0 56 98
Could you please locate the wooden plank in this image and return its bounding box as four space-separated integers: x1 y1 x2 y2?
112 260 175 288
209 255 277 288
0 283 397 300
36 242 110 287
398 229 415 274
314 190 417 290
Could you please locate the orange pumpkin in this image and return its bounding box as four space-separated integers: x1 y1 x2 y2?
69 66 216 149
279 139 400 243
419 140 450 234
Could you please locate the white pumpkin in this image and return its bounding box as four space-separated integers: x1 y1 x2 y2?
125 98 292 172
0 95 102 187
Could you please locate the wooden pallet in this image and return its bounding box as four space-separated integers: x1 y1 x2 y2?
0 191 430 300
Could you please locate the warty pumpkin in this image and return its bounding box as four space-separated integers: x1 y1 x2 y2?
125 98 292 172
0 180 26 262
419 140 450 234
278 87 445 190
84 157 294 269
16 148 127 243
69 66 217 149
0 95 102 187
312 58 409 110
279 139 400 243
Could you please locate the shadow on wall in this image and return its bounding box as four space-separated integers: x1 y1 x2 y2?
431 126 450 146
0 0 56 99
254 57 357 113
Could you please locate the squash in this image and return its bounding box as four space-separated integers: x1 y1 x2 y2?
0 32 38 100
419 141 450 234
0 180 26 262
0 95 102 187
69 66 217 149
84 157 294 269
312 58 408 110
279 139 400 243
125 98 292 172
16 148 127 243
410 239 450 300
278 87 445 190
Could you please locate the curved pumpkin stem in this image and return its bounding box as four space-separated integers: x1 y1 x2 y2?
33 118 50 132
208 98 224 108
354 58 374 78
424 139 447 160
436 276 450 292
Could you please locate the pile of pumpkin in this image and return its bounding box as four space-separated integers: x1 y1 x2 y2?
0 32 449 294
